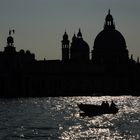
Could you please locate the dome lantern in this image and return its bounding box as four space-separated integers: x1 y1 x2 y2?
7 29 15 46
104 9 115 30
72 33 77 42
77 28 82 38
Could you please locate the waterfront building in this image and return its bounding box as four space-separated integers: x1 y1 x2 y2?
0 10 139 97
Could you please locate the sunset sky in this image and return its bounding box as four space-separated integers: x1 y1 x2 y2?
0 0 139 60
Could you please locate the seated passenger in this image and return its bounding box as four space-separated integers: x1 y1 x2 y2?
101 101 106 107
105 101 109 108
110 101 116 108
101 101 109 109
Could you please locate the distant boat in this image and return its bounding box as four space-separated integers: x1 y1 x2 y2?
77 103 119 117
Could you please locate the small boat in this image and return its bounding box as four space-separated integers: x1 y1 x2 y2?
77 102 119 117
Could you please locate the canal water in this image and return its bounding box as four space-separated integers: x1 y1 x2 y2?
0 96 139 140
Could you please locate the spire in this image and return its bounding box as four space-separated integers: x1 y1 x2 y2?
77 28 82 38
108 9 110 15
72 33 76 42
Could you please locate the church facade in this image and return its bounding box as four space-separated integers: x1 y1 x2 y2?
0 10 139 97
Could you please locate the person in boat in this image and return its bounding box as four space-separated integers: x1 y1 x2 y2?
110 101 116 108
105 101 109 109
101 101 109 109
101 101 106 106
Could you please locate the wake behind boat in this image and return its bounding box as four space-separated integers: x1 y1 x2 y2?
78 101 119 117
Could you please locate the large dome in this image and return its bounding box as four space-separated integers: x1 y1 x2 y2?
92 10 129 64
94 29 126 51
94 10 127 51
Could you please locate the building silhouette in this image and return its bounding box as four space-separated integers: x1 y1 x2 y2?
92 9 129 64
0 10 140 97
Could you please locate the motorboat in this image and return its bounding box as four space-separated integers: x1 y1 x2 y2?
77 102 119 117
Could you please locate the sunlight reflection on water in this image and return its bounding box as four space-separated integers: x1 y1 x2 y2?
0 96 139 140
56 96 140 140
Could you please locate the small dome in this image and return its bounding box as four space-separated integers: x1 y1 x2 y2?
63 32 68 40
26 50 31 54
70 37 90 61
7 36 14 44
94 29 126 51
106 13 113 22
71 38 89 51
19 49 25 54
106 14 113 21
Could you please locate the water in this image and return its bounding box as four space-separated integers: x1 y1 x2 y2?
0 96 139 140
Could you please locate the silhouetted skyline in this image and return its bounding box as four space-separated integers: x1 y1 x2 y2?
0 10 139 97
0 0 140 60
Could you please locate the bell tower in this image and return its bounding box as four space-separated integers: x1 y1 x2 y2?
4 29 16 53
61 31 70 61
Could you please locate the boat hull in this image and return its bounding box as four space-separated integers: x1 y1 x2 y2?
78 104 119 117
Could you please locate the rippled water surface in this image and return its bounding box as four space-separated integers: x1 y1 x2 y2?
0 96 139 140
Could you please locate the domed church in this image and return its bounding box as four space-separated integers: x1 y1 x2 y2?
62 29 90 62
61 10 130 66
0 10 139 97
92 10 129 64
58 10 140 95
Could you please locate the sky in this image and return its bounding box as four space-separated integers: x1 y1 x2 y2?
0 0 140 60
